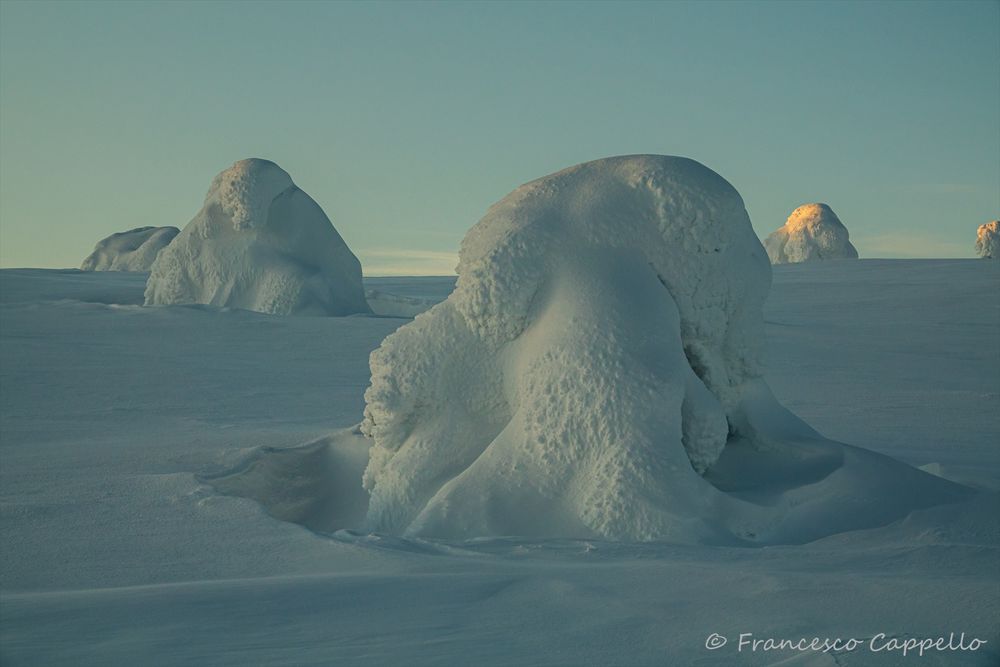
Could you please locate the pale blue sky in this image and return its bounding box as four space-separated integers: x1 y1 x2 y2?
1 0 997 273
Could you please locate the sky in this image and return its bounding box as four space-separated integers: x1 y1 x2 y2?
0 0 997 273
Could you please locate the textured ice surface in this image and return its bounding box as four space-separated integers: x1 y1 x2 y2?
361 156 962 542
976 220 999 259
145 159 369 316
80 226 179 271
765 203 859 264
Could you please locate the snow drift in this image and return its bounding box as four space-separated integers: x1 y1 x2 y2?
764 203 859 264
976 220 999 259
145 159 370 316
360 155 964 543
80 226 179 272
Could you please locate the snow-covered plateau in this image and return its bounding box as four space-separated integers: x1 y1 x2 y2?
1 256 997 665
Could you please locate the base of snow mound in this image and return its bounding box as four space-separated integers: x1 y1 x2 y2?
201 427 371 533
145 159 370 316
976 220 999 259
765 203 859 264
80 226 179 271
356 155 967 544
206 405 969 546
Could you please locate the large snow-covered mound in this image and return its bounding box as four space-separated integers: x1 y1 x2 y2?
764 203 859 264
976 220 999 259
145 159 370 316
360 155 964 543
80 226 179 271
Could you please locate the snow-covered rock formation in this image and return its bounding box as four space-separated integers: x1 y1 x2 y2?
976 220 999 259
360 155 963 543
764 203 859 264
81 226 179 272
145 159 370 316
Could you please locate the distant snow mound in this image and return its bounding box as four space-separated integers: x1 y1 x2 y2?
764 203 859 264
365 289 438 318
360 155 964 543
976 220 999 259
81 226 179 272
145 159 370 315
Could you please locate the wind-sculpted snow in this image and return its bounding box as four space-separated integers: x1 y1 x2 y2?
2 263 997 666
976 220 999 259
80 226 179 271
361 156 965 543
765 203 859 264
145 159 370 316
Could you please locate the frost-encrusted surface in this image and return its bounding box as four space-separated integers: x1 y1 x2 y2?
764 203 859 264
361 155 962 543
363 156 767 539
80 226 179 271
145 159 370 316
976 220 999 259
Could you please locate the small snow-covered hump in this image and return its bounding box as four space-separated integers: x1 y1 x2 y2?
80 226 180 272
144 158 370 316
975 220 999 259
764 203 859 264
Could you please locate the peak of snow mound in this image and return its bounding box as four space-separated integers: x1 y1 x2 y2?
765 203 859 264
359 155 964 543
210 158 295 232
975 220 999 259
81 226 179 271
144 158 370 316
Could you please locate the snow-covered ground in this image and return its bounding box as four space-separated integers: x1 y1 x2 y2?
1 260 998 666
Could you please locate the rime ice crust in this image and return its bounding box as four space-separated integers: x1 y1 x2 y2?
144 159 369 316
362 156 772 540
975 220 999 259
361 157 966 543
81 226 179 272
764 203 859 264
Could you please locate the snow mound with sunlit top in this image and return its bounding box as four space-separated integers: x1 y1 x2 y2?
976 220 999 259
81 226 179 272
145 159 369 316
765 203 859 264
359 155 964 543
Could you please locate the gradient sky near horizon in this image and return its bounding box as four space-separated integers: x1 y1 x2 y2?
1 1 998 274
